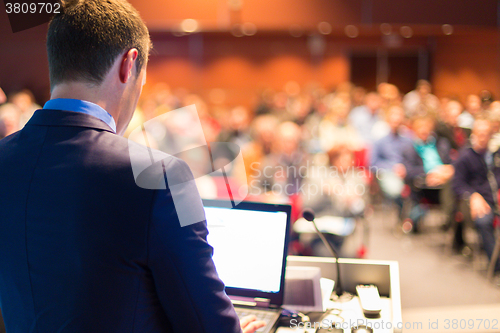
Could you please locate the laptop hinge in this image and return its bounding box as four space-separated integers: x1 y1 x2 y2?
230 296 271 308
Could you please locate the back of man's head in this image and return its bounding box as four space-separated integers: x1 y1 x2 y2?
47 0 151 90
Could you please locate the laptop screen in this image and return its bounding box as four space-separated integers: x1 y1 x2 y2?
202 200 291 305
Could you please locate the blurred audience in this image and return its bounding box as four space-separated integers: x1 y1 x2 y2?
5 79 500 267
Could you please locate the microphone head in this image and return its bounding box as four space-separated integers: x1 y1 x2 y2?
302 208 315 222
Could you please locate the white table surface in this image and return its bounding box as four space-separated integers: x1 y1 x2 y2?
277 296 394 333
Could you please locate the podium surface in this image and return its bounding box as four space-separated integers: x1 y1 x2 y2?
277 256 402 333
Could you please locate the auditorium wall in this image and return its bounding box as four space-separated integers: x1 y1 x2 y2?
0 11 498 109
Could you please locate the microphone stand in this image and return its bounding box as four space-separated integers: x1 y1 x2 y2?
302 208 343 298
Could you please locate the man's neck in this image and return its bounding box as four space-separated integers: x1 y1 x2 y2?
50 82 117 118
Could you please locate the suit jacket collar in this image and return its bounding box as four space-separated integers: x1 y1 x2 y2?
26 109 116 134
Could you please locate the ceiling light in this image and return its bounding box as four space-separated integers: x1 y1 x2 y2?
242 22 257 36
380 23 392 36
231 24 244 37
345 25 359 38
318 22 332 35
400 26 413 38
442 24 453 35
181 19 198 33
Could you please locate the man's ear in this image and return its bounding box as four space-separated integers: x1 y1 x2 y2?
119 48 139 84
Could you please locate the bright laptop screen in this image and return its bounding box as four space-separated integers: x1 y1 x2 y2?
203 204 288 294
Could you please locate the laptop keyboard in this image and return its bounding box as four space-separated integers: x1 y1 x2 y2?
235 308 279 333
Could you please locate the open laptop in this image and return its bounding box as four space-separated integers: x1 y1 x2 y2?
202 199 291 333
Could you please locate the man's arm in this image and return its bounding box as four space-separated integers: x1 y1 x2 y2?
436 137 453 165
494 150 500 186
370 138 393 171
402 144 425 184
147 158 242 333
425 164 454 187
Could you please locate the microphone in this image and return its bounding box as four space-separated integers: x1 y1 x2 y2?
302 208 343 297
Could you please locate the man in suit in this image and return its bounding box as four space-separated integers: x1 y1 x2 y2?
453 114 500 273
0 1 263 332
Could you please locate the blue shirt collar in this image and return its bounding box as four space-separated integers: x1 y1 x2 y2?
43 98 116 133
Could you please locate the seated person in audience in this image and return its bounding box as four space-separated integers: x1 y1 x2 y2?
458 94 482 130
0 103 21 139
377 83 402 111
270 91 295 122
301 145 367 255
302 91 329 154
351 86 367 108
402 114 455 232
8 89 41 128
435 100 469 246
259 121 306 198
488 102 500 153
249 114 279 156
349 92 388 146
233 115 280 198
403 80 440 119
453 114 500 273
319 92 363 152
218 106 253 148
437 96 450 121
489 100 500 114
435 100 469 159
302 145 367 218
288 92 314 126
254 89 273 115
371 106 412 219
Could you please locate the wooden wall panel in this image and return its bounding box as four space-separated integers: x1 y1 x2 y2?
0 0 498 110
432 32 500 103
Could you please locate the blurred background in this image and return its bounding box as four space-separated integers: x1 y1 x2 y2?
1 1 500 332
1 0 499 105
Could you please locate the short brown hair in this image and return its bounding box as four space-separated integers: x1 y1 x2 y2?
47 0 151 88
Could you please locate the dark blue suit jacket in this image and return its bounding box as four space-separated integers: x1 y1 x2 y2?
0 109 242 333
